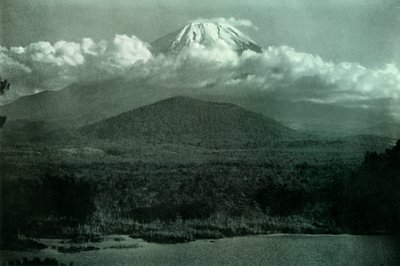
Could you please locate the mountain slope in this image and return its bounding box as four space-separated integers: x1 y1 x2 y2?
1 80 395 138
151 22 262 54
193 93 396 137
362 122 400 138
80 96 297 148
0 79 180 128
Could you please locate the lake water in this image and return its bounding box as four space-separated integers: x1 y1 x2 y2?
1 235 399 266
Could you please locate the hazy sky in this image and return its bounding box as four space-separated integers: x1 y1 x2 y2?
1 0 399 68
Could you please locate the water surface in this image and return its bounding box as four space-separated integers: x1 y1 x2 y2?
1 235 398 266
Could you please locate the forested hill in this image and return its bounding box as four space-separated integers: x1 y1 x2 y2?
80 96 298 148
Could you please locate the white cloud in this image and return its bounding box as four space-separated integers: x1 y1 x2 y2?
0 35 152 103
141 44 400 104
1 31 400 118
104 35 152 70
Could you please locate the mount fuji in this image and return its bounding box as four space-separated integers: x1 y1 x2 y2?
0 21 394 138
151 21 263 54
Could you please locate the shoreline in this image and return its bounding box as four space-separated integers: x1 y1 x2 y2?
1 234 398 266
2 231 398 253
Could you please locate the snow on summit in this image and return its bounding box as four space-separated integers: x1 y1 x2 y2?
151 21 263 54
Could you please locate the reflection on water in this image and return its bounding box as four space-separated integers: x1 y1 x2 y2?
1 235 399 266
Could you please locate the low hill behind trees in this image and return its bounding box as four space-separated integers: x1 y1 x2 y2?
80 96 298 148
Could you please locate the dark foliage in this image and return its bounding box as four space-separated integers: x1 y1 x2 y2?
38 174 96 222
1 172 96 240
0 76 11 95
255 183 307 216
344 140 400 234
7 257 72 266
1 140 399 247
0 116 6 128
0 239 47 251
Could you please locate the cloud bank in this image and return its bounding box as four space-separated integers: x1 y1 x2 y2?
0 35 152 103
1 23 399 117
139 43 400 117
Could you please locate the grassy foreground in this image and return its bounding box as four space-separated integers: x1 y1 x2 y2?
1 141 399 248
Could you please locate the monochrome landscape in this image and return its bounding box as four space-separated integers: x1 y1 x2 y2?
0 1 399 265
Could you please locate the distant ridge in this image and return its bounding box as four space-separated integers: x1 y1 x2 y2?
0 79 175 127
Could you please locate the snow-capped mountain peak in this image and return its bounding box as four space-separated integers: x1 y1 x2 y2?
151 21 263 54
